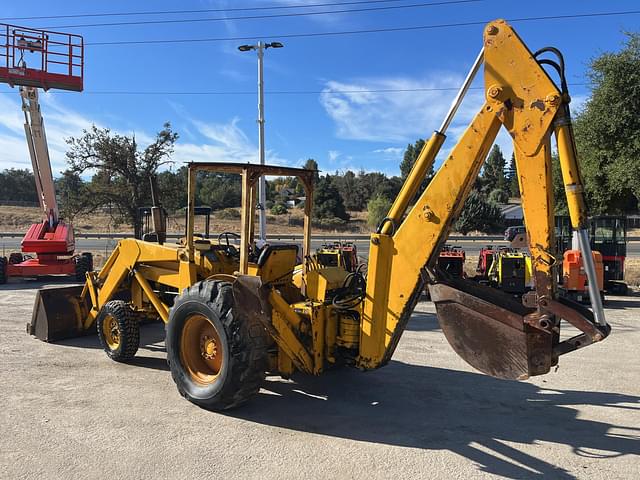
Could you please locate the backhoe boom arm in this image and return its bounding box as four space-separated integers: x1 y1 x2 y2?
357 20 609 378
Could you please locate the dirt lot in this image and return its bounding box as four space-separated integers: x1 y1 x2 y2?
0 205 369 235
1 280 638 480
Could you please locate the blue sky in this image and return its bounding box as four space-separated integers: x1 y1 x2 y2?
0 0 638 177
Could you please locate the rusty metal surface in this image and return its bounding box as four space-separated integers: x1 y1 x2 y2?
541 296 611 357
29 285 87 341
429 279 553 380
232 275 272 323
232 275 313 374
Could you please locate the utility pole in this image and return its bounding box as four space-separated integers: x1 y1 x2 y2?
238 41 284 242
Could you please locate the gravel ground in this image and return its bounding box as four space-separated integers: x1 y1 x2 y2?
1 279 638 480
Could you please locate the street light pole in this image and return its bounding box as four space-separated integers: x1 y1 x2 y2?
238 41 284 243
256 41 267 243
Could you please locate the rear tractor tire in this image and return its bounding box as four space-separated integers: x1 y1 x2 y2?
0 257 7 284
96 300 140 362
74 253 92 281
166 280 269 411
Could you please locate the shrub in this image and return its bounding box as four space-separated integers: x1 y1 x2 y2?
270 202 288 215
367 195 392 229
455 190 505 234
216 208 241 220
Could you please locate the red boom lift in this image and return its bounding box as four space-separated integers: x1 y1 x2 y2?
0 24 90 283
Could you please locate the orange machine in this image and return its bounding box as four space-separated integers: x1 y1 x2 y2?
562 250 604 303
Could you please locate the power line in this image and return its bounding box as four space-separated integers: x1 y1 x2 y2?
42 1 482 30
0 84 588 96
84 10 640 46
0 0 421 21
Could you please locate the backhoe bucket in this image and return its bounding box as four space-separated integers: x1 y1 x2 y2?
429 279 554 380
29 285 89 342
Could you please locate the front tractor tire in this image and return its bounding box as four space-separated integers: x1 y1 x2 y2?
96 300 140 362
166 280 268 411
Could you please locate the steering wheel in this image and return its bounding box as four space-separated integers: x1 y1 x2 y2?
218 231 240 246
218 232 241 258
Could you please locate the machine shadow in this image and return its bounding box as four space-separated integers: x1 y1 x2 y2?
56 321 167 352
0 277 83 291
230 362 639 479
403 311 441 331
602 298 640 310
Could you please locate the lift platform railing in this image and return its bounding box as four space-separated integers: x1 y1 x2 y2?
0 23 83 91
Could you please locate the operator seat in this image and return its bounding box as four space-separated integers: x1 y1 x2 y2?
252 244 299 285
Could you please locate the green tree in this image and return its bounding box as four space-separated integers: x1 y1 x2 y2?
303 158 320 183
454 190 505 234
373 175 402 202
157 167 188 212
488 188 509 205
66 123 178 238
367 194 392 229
574 33 640 213
0 169 38 203
313 175 349 221
551 153 568 215
506 153 520 197
55 169 93 222
332 170 368 211
198 173 242 210
481 145 508 196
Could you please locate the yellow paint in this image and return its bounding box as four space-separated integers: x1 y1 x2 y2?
554 109 588 230
305 267 348 302
53 21 599 385
268 291 314 374
514 140 556 297
101 314 120 351
381 131 446 234
359 107 501 368
133 270 170 323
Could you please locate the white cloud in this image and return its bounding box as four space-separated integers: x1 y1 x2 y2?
328 150 340 163
373 147 404 156
0 92 289 176
568 94 588 115
320 73 483 143
270 0 348 25
321 71 581 170
172 117 288 167
0 91 97 173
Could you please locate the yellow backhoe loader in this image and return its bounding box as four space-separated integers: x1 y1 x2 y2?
29 19 610 410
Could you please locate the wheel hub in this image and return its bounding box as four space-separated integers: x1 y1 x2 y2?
180 314 224 385
103 315 121 350
201 335 218 360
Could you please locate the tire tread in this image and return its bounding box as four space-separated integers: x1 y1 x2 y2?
96 300 140 362
167 280 268 411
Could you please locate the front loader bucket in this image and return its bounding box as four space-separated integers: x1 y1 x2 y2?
429 279 554 380
29 285 89 342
